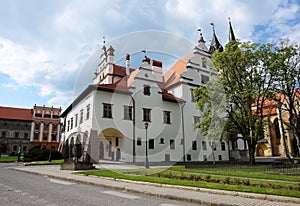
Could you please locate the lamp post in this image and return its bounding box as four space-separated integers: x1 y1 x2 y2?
144 122 149 168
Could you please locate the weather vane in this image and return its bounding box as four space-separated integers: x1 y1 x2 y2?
210 23 215 32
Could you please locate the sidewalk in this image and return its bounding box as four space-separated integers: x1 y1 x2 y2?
11 164 300 206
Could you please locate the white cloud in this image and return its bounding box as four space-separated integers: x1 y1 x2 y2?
1 0 300 109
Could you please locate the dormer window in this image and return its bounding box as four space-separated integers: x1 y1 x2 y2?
144 85 151 96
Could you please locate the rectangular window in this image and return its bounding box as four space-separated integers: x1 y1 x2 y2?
149 139 154 149
70 118 73 129
137 138 142 146
24 133 28 139
143 108 151 122
34 132 39 140
191 89 196 102
75 114 78 127
159 138 164 144
123 106 133 120
52 124 57 132
103 103 112 118
163 111 171 124
218 155 222 161
44 114 51 118
67 120 70 132
1 131 6 138
192 141 197 150
201 75 209 84
221 142 226 151
86 105 90 120
194 116 200 128
170 139 175 149
35 113 42 117
44 123 49 130
23 146 27 153
202 58 207 68
52 133 57 141
43 133 48 141
35 123 40 130
80 109 83 124
202 141 207 150
15 132 19 139
144 85 151 96
187 154 191 161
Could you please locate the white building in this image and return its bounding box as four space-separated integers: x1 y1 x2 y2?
61 27 233 164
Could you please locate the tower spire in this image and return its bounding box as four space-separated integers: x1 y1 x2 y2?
197 29 205 43
209 23 223 54
228 17 236 41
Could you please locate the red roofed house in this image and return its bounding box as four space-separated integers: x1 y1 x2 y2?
30 105 62 150
0 106 33 155
60 25 232 164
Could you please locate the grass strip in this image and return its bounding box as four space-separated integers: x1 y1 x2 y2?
77 169 300 198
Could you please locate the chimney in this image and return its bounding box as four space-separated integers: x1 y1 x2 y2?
152 60 163 82
126 54 130 75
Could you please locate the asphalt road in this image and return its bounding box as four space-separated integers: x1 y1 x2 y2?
0 163 200 206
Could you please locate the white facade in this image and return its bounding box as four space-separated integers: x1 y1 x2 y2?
61 35 229 163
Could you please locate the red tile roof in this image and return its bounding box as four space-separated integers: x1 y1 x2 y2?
97 77 131 94
164 53 194 88
0 106 33 121
113 64 134 77
161 90 185 103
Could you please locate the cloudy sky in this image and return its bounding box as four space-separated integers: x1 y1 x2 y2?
0 0 299 109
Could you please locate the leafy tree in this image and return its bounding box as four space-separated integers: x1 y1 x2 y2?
194 40 278 165
274 38 300 156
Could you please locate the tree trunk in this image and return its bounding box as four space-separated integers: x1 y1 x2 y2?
248 140 256 165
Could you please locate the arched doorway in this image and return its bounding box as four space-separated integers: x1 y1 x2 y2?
99 128 123 161
256 143 268 157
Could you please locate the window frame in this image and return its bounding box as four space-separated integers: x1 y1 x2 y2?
143 108 151 122
123 106 133 120
103 103 113 118
163 111 171 124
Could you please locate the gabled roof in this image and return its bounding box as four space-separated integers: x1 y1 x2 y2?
164 53 194 89
0 106 33 121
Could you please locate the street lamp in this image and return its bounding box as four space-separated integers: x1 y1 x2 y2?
144 122 149 168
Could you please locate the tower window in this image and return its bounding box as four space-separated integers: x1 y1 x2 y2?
144 85 151 96
163 111 171 124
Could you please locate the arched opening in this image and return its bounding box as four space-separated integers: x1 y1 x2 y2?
256 143 268 157
99 128 123 161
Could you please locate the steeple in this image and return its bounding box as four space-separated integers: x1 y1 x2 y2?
195 28 209 52
209 23 223 54
228 18 236 41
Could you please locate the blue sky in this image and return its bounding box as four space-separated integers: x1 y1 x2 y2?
0 0 300 109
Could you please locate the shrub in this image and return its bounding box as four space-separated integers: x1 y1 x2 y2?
224 177 230 184
24 147 62 162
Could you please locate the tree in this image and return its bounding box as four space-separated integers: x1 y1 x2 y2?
193 76 227 164
274 38 300 156
194 40 278 165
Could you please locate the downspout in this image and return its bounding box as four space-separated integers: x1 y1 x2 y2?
131 95 136 163
181 102 186 162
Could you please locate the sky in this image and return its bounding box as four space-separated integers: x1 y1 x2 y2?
0 0 300 110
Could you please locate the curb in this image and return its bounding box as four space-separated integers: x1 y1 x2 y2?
11 167 300 206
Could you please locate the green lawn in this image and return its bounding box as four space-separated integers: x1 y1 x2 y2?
77 165 300 198
24 159 64 166
0 156 19 162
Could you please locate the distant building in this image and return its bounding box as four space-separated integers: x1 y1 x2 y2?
0 106 33 155
30 105 62 150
